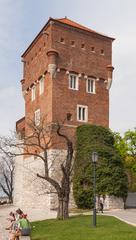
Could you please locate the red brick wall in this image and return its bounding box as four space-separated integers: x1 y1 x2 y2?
51 22 111 128
23 25 52 89
52 22 112 78
19 20 113 149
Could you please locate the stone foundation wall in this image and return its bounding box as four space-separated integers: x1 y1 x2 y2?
97 195 124 210
14 149 124 211
13 149 73 210
14 154 51 209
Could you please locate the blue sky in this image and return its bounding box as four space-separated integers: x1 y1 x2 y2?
0 0 136 135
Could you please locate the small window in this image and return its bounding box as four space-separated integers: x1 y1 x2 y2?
86 78 95 94
77 105 88 122
81 43 85 49
100 49 104 55
31 85 36 101
60 37 65 43
71 40 75 47
67 113 72 121
69 74 78 90
91 47 95 52
39 76 44 95
34 109 40 126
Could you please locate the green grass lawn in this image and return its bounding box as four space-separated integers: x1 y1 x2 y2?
31 215 136 240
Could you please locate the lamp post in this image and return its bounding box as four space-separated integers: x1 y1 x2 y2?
92 151 98 227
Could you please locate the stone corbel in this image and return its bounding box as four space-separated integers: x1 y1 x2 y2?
57 68 60 72
47 49 59 79
106 65 114 90
84 75 88 79
48 64 57 78
22 90 25 99
78 73 82 78
66 70 69 75
22 89 28 99
20 79 25 99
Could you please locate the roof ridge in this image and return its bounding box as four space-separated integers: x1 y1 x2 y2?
55 17 95 31
53 17 114 39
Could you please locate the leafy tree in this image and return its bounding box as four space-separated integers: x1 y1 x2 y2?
114 132 127 158
114 128 136 191
124 129 136 156
73 125 128 209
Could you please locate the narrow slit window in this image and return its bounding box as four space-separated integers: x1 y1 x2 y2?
34 109 40 126
91 47 95 52
39 76 44 95
60 38 65 43
101 49 104 55
31 85 36 101
71 40 75 46
81 43 85 49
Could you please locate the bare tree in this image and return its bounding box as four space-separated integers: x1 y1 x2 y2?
0 154 15 203
0 118 74 219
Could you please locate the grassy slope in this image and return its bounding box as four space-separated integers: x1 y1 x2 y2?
31 215 136 240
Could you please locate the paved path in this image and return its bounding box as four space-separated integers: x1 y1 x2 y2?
103 209 136 226
0 205 14 240
0 207 136 239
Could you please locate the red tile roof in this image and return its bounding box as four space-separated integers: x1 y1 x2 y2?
56 18 96 33
54 17 114 40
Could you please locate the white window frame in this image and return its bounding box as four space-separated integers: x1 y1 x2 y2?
77 105 88 122
39 76 44 95
31 85 36 101
69 73 78 90
34 109 40 126
86 78 96 94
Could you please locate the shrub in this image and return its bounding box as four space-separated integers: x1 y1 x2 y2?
73 125 128 209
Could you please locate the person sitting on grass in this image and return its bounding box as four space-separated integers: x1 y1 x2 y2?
18 214 31 236
8 212 31 240
5 212 16 230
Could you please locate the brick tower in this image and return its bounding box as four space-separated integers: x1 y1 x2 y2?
14 17 114 210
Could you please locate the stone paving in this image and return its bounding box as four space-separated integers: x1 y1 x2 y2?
0 206 136 239
103 209 136 226
0 205 14 240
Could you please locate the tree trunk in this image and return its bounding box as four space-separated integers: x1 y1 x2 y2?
9 194 13 203
63 197 69 219
57 195 69 220
57 198 64 219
